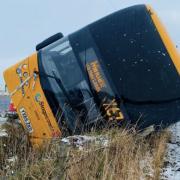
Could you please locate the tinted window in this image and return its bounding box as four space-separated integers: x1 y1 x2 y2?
89 5 180 102
38 37 101 130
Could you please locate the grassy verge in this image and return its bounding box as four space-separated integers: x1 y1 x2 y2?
0 123 170 180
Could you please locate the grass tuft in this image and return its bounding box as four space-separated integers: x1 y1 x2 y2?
0 123 170 180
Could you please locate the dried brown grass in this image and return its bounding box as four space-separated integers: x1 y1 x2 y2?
0 123 170 180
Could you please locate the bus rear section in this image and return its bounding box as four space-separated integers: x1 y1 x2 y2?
4 4 180 147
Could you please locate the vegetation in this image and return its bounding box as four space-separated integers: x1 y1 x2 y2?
0 123 170 180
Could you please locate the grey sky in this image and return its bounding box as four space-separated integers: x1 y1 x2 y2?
0 0 180 87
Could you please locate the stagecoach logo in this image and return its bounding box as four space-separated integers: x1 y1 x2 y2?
19 108 33 133
35 93 55 132
35 93 41 102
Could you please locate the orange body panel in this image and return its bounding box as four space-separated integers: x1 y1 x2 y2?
3 53 61 147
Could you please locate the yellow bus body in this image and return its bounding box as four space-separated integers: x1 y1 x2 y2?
3 53 61 147
3 5 180 147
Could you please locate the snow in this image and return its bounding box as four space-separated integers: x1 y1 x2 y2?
0 128 8 137
0 117 7 124
61 135 109 149
161 122 180 179
0 90 9 96
0 117 8 137
7 156 18 163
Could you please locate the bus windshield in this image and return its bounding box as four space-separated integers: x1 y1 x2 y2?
38 37 101 132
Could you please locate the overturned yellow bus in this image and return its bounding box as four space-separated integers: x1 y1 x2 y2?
3 5 180 146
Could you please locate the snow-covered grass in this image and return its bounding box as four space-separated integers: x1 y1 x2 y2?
0 122 170 180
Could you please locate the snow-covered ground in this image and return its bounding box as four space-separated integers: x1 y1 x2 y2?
0 90 9 96
0 117 8 137
161 122 180 179
0 117 6 123
61 135 109 150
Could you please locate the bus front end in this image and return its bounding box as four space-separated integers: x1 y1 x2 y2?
4 54 61 146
